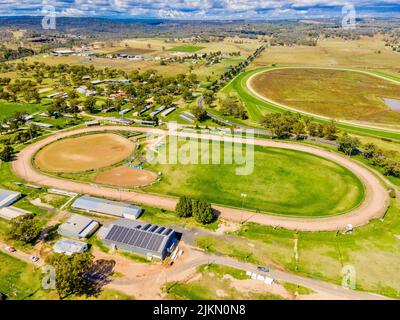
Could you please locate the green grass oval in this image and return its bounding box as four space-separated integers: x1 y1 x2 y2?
146 144 365 217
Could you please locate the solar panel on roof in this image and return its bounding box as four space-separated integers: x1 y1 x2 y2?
164 229 173 236
129 230 141 245
156 227 165 234
142 224 151 231
105 221 175 254
149 225 158 232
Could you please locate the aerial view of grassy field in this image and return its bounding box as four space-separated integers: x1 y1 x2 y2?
146 143 365 217
250 68 400 124
168 45 206 52
0 102 45 120
2 6 400 307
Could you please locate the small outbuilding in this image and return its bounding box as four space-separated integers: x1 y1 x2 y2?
0 206 31 220
0 189 22 208
58 214 100 239
53 238 88 255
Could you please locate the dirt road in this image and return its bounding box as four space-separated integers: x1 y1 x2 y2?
12 125 389 231
94 244 390 300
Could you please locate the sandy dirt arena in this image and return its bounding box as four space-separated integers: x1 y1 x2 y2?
34 133 134 173
95 166 159 187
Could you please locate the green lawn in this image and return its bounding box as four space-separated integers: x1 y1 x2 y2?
168 45 205 53
146 143 365 217
0 102 46 120
0 251 53 300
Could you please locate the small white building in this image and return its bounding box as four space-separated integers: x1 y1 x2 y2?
53 238 88 255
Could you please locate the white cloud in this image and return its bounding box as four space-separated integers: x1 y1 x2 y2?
0 0 399 19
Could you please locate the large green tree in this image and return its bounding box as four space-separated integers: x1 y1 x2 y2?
176 196 193 218
8 213 42 244
47 252 95 299
192 200 214 225
0 144 14 162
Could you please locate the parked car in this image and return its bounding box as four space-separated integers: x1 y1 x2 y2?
5 246 16 253
30 256 39 263
257 266 270 272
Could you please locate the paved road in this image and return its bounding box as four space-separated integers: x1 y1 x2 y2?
12 125 389 231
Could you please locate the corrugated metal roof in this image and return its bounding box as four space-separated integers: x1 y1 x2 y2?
53 238 88 255
59 214 99 238
104 219 175 255
0 189 21 208
71 196 142 219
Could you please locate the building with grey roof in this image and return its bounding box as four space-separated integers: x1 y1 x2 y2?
100 219 178 260
71 195 143 220
0 189 21 208
0 206 30 220
53 238 88 255
58 214 100 239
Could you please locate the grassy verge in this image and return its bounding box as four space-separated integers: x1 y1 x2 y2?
164 263 283 300
194 198 400 299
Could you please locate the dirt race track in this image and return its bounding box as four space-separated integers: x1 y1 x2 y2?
34 133 134 173
95 166 159 187
12 125 390 231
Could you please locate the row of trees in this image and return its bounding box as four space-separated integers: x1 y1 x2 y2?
336 133 400 178
362 142 400 177
176 196 215 225
208 45 265 92
261 113 339 140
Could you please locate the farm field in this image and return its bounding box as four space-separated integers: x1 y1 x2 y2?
0 102 46 120
250 68 400 124
226 67 400 141
34 133 134 173
145 143 365 217
253 36 400 76
168 45 205 52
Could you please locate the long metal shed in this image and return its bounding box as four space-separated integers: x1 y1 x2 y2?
101 219 178 260
71 195 143 220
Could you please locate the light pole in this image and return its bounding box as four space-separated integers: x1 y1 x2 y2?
241 193 247 208
240 193 247 224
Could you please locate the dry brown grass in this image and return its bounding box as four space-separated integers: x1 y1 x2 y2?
250 67 400 124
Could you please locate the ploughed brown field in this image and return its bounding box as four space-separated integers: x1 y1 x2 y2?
250 68 400 124
95 166 159 187
34 133 134 173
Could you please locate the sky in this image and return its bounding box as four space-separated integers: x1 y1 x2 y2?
0 0 399 20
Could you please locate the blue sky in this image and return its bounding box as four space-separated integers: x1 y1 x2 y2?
0 0 399 20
